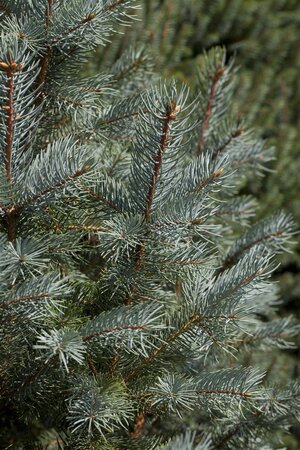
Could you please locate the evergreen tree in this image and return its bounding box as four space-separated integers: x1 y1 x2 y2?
0 2 299 450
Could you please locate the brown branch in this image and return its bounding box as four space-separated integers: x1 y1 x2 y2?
5 205 17 243
123 313 240 380
124 315 199 382
83 324 146 342
1 59 20 181
207 315 239 320
232 155 265 166
215 208 249 217
145 100 178 220
213 391 300 450
107 153 124 176
87 358 98 376
213 425 241 450
115 56 143 81
157 259 206 266
125 101 180 304
215 230 284 278
103 0 130 13
193 167 224 192
45 0 52 28
0 292 49 309
4 69 14 180
36 0 53 90
109 351 120 377
211 127 244 161
80 87 103 93
133 101 179 272
0 58 23 242
199 322 220 348
195 388 251 398
18 165 90 209
65 224 109 233
50 0 128 48
131 411 145 438
134 242 145 273
229 267 264 294
99 109 150 128
214 267 265 299
50 13 96 46
229 331 294 347
82 186 122 212
55 94 84 108
197 67 224 156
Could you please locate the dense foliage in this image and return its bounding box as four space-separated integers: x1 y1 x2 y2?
92 0 300 317
0 1 299 449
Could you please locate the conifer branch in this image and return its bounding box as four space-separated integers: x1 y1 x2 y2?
211 127 244 160
125 315 199 381
99 109 152 127
197 67 224 156
18 165 90 209
52 94 85 108
193 167 224 192
232 155 265 166
195 388 252 398
3 66 13 180
109 351 120 377
0 57 21 182
213 402 270 450
1 58 23 242
225 267 264 296
125 100 180 303
158 260 206 265
36 0 53 90
64 224 109 233
5 206 17 243
215 208 247 217
104 0 132 13
0 292 49 309
49 0 129 48
213 425 240 450
21 356 54 390
215 229 285 277
145 99 178 220
87 358 98 377
50 14 96 46
133 100 179 274
82 186 122 212
114 55 143 81
83 324 147 342
230 331 294 346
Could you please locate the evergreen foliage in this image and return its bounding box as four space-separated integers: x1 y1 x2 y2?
0 1 299 449
92 0 300 317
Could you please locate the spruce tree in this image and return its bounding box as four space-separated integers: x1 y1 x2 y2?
0 2 299 450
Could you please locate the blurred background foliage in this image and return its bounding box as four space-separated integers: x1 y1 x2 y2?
87 0 300 445
88 0 300 315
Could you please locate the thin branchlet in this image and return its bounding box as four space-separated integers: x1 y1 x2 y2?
124 314 199 381
134 99 179 272
197 67 224 156
83 324 147 342
1 57 23 241
36 0 53 90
